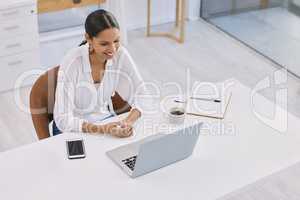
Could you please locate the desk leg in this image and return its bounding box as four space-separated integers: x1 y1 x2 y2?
179 0 185 43
175 0 180 27
260 0 269 9
146 0 185 43
147 0 151 36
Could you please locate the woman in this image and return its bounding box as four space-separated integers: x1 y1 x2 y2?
53 9 145 137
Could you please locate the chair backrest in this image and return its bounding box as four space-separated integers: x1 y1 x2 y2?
30 66 131 140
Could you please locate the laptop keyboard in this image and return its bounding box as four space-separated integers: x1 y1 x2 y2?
122 155 137 171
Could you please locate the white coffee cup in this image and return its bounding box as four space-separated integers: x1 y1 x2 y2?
166 106 186 124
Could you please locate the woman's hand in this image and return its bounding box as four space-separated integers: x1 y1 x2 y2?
82 120 134 138
118 118 135 129
105 122 133 138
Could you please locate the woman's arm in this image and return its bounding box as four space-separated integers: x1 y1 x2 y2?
114 47 146 127
82 121 133 137
54 62 86 132
122 108 141 125
82 122 107 134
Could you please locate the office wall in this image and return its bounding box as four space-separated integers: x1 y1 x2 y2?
188 0 201 20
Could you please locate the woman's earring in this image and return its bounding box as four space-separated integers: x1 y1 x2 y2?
89 44 94 54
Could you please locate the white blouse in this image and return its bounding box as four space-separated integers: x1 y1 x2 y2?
53 44 146 132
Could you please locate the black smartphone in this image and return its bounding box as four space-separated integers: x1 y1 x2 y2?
66 139 86 159
73 0 82 4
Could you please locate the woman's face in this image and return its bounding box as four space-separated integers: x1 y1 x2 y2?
87 28 120 61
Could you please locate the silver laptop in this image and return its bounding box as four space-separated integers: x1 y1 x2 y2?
106 122 202 178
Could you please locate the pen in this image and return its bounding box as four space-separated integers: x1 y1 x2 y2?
174 97 221 103
190 97 221 103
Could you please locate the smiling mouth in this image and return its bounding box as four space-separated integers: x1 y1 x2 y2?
104 52 114 57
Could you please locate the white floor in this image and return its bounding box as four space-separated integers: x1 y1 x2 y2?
211 7 300 77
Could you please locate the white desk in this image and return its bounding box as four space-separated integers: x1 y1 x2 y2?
1 80 300 200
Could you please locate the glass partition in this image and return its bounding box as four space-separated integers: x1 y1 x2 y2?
201 0 300 77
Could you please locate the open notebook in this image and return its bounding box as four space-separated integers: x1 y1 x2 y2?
185 81 234 119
